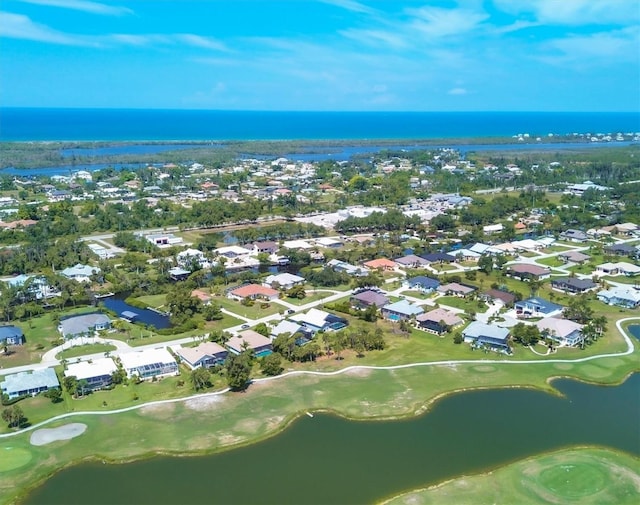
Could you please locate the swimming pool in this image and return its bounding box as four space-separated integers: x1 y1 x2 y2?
255 349 273 358
387 314 401 322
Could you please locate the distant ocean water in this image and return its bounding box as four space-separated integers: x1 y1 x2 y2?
1 108 639 141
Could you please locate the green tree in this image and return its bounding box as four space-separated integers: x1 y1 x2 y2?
260 353 284 376
191 367 212 391
2 405 25 428
225 352 252 390
286 284 306 299
44 388 63 403
63 375 78 397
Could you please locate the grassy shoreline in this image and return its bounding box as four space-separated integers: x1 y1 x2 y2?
1 320 639 505
380 446 640 505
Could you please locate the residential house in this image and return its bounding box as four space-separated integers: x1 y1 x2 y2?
228 284 279 301
315 237 343 248
64 357 118 391
536 318 584 347
416 308 463 335
119 348 179 380
404 276 440 293
363 258 397 271
0 326 24 346
437 282 476 297
177 248 208 269
422 252 456 264
252 241 279 255
1 368 60 399
551 277 598 294
290 308 348 334
58 313 111 339
168 267 191 281
514 297 563 318
350 290 390 309
1 274 59 300
558 250 591 264
327 259 369 277
605 244 638 258
226 330 273 356
597 286 640 308
394 254 430 269
450 248 482 262
145 233 183 248
560 229 589 243
191 289 212 304
60 263 100 283
483 223 504 235
506 264 551 281
462 322 511 353
174 342 229 369
263 273 305 290
482 289 516 306
381 300 424 321
596 262 640 277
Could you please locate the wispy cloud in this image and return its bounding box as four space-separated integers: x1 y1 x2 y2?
494 0 639 25
19 0 133 16
318 0 377 16
448 87 467 95
339 28 408 49
407 6 489 39
0 11 87 45
175 34 228 52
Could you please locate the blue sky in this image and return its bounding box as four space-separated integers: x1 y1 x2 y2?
1 0 639 111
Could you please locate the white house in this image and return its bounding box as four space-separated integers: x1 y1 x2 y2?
263 273 305 290
119 348 179 380
64 357 118 391
60 263 100 283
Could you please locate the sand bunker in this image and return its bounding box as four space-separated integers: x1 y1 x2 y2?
30 423 87 446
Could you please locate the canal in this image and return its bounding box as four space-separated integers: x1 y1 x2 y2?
23 373 640 505
98 293 170 330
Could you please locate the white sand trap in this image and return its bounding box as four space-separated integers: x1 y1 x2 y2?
30 423 87 446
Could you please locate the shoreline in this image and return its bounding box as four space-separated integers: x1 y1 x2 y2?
2 318 638 505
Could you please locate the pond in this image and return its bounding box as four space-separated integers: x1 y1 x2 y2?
98 293 170 330
23 374 640 505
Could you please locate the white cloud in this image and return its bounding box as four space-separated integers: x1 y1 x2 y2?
407 6 489 38
0 11 86 45
494 0 639 25
448 87 467 95
339 28 408 48
176 34 228 52
319 0 377 15
19 0 133 16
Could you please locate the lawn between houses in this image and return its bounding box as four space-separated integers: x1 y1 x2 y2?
0 338 638 505
383 447 640 505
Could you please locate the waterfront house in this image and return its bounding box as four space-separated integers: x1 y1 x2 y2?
597 286 640 308
229 284 279 301
1 368 60 399
422 252 456 264
514 297 563 318
381 300 424 321
263 273 305 290
58 313 111 339
64 357 118 391
416 308 463 335
61 263 100 283
252 241 279 255
174 342 229 369
168 267 191 281
119 348 179 380
351 289 390 309
506 264 551 281
536 318 584 347
145 233 183 248
462 322 511 353
551 277 597 294
0 326 25 346
226 330 273 356
326 259 369 277
404 276 440 293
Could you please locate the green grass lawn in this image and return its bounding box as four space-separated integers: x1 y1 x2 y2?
215 297 282 319
602 276 640 286
57 343 117 360
436 296 488 313
401 290 433 300
134 294 168 309
537 256 566 268
282 291 330 306
384 447 640 505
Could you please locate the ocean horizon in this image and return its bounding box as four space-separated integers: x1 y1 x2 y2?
1 108 639 142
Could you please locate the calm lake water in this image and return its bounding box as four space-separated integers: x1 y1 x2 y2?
23 374 640 505
99 293 170 329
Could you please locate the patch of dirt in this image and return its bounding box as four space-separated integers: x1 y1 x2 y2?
345 367 373 377
139 402 176 416
185 395 225 411
234 418 262 433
